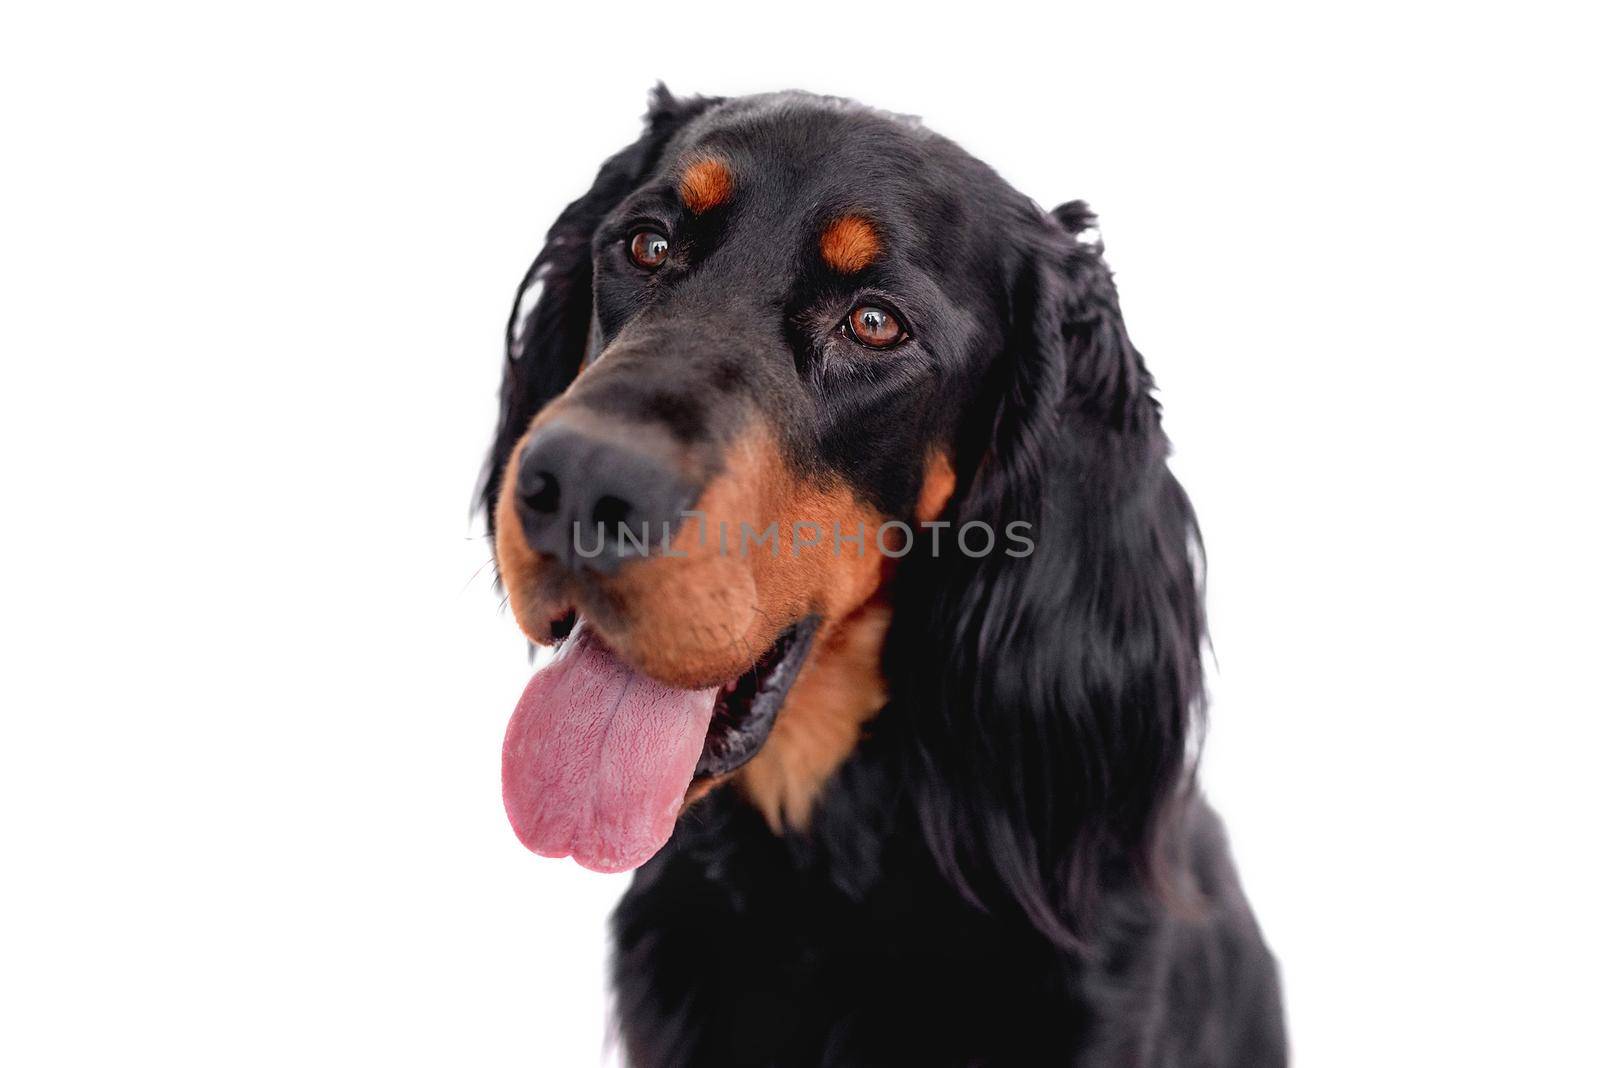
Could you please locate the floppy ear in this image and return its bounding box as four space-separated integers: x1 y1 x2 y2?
885 202 1204 949
478 86 721 531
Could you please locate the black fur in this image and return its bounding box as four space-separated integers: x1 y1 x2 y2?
485 89 1286 1066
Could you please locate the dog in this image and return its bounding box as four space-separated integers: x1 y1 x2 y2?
483 88 1286 1067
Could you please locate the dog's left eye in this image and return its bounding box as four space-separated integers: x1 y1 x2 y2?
844 305 906 349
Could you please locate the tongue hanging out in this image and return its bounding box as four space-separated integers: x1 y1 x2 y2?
502 619 719 873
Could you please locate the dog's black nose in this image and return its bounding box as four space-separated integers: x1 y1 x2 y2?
514 422 699 574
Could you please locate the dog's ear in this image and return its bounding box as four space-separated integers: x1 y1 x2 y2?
478 85 721 530
885 201 1204 949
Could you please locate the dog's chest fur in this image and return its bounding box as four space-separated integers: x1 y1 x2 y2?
609 731 1283 1068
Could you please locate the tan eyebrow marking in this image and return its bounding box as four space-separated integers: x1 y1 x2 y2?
679 156 733 213
819 215 880 273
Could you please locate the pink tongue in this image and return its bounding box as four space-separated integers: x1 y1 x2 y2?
502 620 718 873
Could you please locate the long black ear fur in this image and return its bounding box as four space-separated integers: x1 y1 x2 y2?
884 201 1205 950
477 86 721 531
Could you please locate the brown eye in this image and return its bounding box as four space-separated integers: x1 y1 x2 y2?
628 230 669 269
846 305 905 348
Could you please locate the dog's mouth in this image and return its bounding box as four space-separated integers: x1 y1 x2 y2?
501 611 818 873
695 615 818 778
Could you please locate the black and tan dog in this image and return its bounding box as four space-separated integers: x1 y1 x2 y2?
483 88 1285 1067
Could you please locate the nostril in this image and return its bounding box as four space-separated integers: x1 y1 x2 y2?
521 471 561 515
591 494 632 531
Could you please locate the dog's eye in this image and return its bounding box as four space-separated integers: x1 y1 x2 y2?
845 305 906 349
628 230 670 270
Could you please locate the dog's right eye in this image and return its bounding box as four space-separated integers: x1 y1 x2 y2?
628 230 670 270
844 305 906 349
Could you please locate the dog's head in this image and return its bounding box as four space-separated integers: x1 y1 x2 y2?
485 89 1201 943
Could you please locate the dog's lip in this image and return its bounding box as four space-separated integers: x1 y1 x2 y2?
693 615 820 779
546 606 578 644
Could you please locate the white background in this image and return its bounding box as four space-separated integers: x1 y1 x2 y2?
3 3 1597 1065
